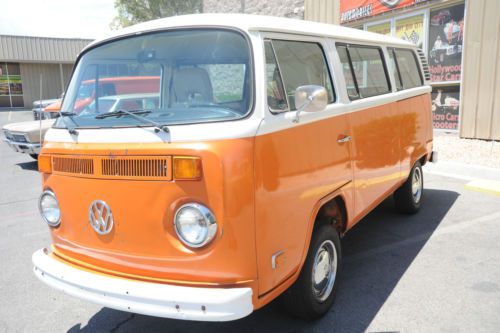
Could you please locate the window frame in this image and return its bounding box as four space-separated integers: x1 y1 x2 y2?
262 34 337 114
336 42 392 100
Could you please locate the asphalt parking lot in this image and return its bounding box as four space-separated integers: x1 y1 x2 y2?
1 111 500 333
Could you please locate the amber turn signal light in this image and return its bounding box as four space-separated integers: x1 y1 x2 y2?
38 155 52 174
173 156 202 180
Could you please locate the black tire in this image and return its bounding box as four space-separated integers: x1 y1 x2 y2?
394 160 423 214
282 223 342 321
29 154 39 160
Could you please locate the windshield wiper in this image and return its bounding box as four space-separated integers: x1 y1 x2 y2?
56 111 79 135
95 109 169 133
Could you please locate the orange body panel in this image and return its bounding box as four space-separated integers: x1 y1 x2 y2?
41 139 257 287
254 112 352 294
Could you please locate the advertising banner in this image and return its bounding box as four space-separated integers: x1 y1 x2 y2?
340 0 430 24
432 85 460 130
395 14 424 49
428 4 465 82
367 21 391 35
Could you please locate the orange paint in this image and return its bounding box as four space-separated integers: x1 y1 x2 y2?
38 93 432 310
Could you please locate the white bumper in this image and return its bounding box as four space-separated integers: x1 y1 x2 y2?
32 249 253 321
3 138 40 155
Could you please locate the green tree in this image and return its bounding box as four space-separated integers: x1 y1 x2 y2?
111 0 203 29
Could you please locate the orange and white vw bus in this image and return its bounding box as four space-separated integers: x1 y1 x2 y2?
33 14 435 321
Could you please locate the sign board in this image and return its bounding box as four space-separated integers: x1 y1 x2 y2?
367 21 392 35
340 0 430 24
432 85 460 130
395 14 424 49
428 4 465 82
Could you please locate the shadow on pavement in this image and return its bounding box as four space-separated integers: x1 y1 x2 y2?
68 188 459 333
16 160 38 171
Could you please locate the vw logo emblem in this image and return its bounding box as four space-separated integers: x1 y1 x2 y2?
88 200 114 235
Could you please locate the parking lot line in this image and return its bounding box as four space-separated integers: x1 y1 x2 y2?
465 179 500 196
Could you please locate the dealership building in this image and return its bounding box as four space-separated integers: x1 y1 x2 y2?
303 0 500 140
204 0 499 140
0 35 92 109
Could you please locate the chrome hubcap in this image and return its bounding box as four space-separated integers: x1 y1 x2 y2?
411 167 422 203
312 240 337 302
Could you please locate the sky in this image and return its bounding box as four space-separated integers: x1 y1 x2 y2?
0 0 116 39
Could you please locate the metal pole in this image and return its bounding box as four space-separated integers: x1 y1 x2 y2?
39 74 43 145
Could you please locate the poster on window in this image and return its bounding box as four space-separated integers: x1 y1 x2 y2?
0 63 9 96
395 14 424 49
367 21 391 36
0 64 23 96
432 85 460 130
428 4 465 82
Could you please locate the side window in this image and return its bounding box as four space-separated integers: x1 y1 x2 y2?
271 40 335 110
388 49 403 91
337 45 359 99
394 49 423 89
264 40 288 112
336 44 391 99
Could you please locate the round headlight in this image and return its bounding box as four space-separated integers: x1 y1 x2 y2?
174 203 217 248
39 190 61 227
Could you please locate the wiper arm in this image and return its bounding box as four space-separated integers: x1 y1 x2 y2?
95 109 169 133
57 111 78 135
95 109 151 119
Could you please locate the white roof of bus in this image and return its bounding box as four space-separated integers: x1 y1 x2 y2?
85 14 414 52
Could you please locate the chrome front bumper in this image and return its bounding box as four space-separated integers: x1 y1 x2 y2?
3 138 40 155
32 249 254 321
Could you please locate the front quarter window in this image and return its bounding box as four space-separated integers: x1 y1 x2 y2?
59 29 252 129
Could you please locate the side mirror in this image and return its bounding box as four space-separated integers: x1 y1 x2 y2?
293 85 327 123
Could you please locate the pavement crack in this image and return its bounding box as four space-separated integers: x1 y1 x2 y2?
110 313 135 333
0 197 38 206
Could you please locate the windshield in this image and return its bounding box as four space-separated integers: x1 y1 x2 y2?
57 29 252 129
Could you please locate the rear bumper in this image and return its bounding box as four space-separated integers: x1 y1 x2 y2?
32 248 253 321
430 150 438 163
3 138 40 155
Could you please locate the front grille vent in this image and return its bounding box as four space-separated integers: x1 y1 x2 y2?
101 157 170 179
53 157 94 175
50 155 172 180
417 48 431 81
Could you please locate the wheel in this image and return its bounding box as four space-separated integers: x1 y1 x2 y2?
29 154 39 160
282 223 341 320
394 160 423 214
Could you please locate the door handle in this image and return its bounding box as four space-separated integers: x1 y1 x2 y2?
337 135 352 143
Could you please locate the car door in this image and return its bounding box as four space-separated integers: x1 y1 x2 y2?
336 44 401 223
254 35 353 295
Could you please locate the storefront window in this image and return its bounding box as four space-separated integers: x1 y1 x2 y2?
428 4 465 83
0 63 24 108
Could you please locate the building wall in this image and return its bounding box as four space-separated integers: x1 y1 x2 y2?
0 35 91 64
459 0 500 140
304 0 340 25
203 0 305 18
20 63 73 107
